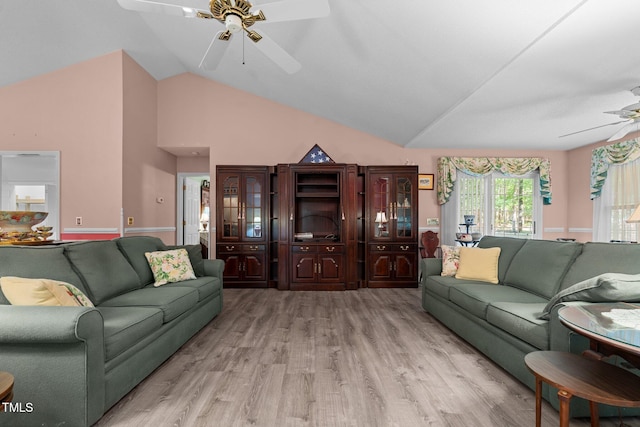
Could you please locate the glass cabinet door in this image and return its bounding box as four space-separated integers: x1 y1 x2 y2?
244 175 263 238
222 175 240 238
395 177 413 238
372 176 390 238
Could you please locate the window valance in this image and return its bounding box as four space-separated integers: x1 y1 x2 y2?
590 139 640 200
437 157 552 205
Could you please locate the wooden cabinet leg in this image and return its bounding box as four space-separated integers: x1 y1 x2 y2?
589 400 600 427
558 390 572 427
535 377 542 427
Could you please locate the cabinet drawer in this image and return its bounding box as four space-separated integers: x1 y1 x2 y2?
292 245 316 253
318 244 344 254
242 244 265 252
369 244 417 252
218 244 240 253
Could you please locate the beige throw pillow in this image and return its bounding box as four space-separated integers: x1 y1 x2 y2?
440 245 461 276
454 247 501 284
145 248 196 287
0 276 94 307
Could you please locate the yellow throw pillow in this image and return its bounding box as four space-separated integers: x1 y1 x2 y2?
0 276 94 307
145 248 196 287
454 247 501 284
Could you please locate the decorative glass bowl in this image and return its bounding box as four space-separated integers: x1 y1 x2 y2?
0 211 48 232
0 211 53 244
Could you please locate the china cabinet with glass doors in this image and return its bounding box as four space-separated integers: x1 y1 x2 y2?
365 166 418 287
216 166 269 287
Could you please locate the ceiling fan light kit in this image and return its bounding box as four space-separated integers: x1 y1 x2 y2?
118 0 329 74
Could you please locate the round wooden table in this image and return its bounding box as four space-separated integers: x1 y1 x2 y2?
0 371 14 411
525 351 640 427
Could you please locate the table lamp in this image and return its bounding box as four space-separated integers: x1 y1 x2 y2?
200 207 210 231
627 204 640 223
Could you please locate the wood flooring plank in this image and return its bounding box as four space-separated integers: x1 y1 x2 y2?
94 288 640 427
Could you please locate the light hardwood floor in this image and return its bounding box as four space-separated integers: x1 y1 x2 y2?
95 288 640 427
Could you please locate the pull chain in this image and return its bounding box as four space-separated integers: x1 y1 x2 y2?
242 34 245 65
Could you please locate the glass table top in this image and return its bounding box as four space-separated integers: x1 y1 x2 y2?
558 303 640 353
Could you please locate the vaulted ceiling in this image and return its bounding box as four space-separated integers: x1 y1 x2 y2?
2 0 640 150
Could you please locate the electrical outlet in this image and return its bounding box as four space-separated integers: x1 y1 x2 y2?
75 217 82 226
127 217 134 225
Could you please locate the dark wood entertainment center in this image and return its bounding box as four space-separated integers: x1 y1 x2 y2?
216 163 418 289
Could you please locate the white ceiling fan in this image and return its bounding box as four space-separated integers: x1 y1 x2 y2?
560 87 640 141
117 0 330 74
603 101 640 142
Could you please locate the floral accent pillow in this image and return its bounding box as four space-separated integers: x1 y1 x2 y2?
0 276 94 307
145 249 196 287
441 245 461 277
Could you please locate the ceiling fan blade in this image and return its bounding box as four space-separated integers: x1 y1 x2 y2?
117 0 209 18
559 120 630 138
256 0 329 23
607 121 640 142
251 31 301 74
199 31 231 70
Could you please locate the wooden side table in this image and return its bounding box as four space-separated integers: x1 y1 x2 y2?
0 371 14 411
524 351 640 427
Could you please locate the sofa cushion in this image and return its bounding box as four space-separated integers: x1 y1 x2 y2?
145 249 196 287
559 242 640 291
455 247 501 284
423 275 490 300
486 302 549 350
0 246 87 304
0 276 94 307
450 284 548 320
64 241 143 305
114 236 167 286
504 240 583 299
98 287 199 323
477 236 527 283
97 306 163 361
540 273 640 319
162 276 222 301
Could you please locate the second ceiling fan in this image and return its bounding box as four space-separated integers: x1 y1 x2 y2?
560 87 640 142
118 0 330 74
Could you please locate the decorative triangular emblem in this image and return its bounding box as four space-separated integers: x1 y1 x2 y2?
299 144 335 164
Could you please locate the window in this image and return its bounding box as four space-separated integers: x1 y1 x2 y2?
593 156 640 242
444 171 542 244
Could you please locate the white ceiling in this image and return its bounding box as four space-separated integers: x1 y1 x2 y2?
2 0 640 150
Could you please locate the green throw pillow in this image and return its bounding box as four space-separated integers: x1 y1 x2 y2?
539 273 640 320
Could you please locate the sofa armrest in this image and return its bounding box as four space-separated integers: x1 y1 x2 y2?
420 258 442 284
0 305 101 343
204 258 225 279
0 306 106 426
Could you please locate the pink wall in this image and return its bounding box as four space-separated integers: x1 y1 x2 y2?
0 52 124 238
122 53 177 244
160 73 571 241
0 51 178 242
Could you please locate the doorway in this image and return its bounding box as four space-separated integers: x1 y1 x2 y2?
176 173 210 252
0 152 60 239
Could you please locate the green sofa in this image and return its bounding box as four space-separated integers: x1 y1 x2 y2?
421 236 640 417
0 236 224 426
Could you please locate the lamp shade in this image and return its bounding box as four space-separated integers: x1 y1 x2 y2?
200 207 210 223
627 204 640 223
375 212 387 223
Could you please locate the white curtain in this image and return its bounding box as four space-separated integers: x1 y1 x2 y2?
593 156 640 242
440 171 465 247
